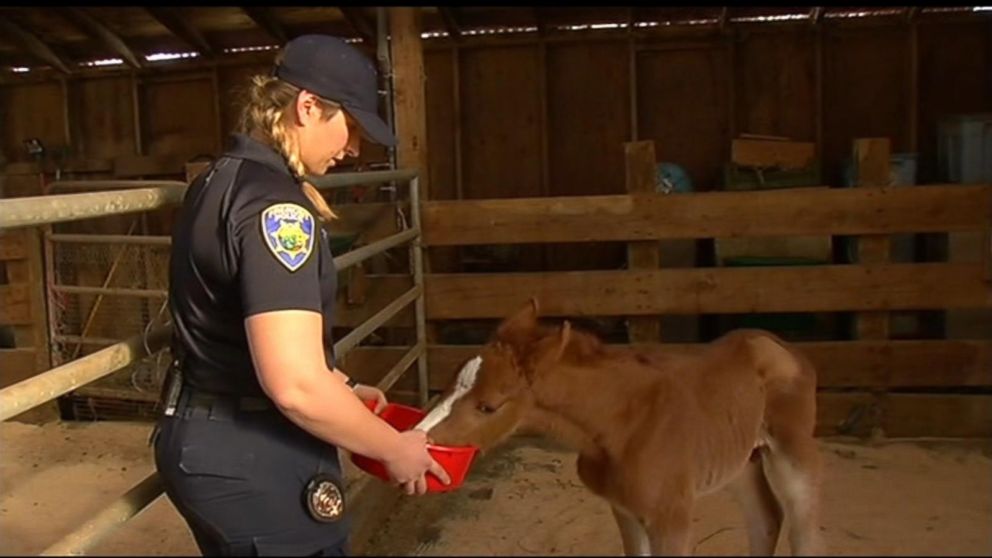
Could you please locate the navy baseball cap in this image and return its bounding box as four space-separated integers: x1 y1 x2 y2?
274 34 396 147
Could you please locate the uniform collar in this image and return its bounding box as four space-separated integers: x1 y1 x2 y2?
224 133 294 177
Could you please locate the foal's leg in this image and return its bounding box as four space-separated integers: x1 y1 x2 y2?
645 503 693 556
728 452 784 556
610 505 650 556
761 433 825 556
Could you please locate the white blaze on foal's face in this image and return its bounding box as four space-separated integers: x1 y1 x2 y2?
414 356 482 432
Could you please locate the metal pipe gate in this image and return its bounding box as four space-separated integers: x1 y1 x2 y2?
0 168 429 555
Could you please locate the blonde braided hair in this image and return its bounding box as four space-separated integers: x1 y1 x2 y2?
238 74 338 221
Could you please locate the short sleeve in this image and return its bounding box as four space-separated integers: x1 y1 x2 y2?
233 197 323 317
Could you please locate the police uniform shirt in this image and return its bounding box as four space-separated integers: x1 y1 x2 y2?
169 134 337 397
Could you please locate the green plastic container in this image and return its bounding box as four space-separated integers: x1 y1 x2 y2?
723 161 822 191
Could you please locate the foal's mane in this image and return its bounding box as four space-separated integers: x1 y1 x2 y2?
529 319 606 364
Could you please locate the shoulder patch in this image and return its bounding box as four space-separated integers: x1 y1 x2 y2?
260 203 316 272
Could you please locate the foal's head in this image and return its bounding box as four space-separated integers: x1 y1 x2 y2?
426 298 581 451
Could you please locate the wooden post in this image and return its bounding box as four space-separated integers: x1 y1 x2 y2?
628 37 638 141
726 27 736 148
907 19 918 155
350 8 431 530
390 7 430 196
5 228 58 423
355 8 431 530
538 39 549 271
387 7 445 373
211 66 224 153
131 72 144 157
814 27 824 161
452 45 463 201
624 141 660 343
854 137 891 438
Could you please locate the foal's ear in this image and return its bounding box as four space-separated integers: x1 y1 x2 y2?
496 297 541 349
552 321 572 363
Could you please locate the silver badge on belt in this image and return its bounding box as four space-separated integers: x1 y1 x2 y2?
304 474 344 522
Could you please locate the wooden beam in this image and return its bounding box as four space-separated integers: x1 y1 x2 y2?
878 394 992 438
10 229 50 374
532 7 545 36
349 354 992 438
424 263 992 319
113 154 188 178
421 186 992 246
388 6 439 357
452 45 463 199
810 7 824 26
346 339 992 392
437 7 462 40
854 138 893 341
0 284 32 325
0 17 72 74
144 7 217 58
61 7 144 69
814 24 823 159
339 7 376 44
389 8 430 194
625 141 661 343
628 37 638 140
732 139 816 169
0 349 39 389
241 7 288 45
719 7 729 32
907 22 919 154
817 393 992 438
0 230 28 261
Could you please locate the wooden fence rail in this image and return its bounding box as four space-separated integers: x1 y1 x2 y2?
421 185 992 246
387 176 992 438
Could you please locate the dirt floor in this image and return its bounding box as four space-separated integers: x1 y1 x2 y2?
1 420 991 556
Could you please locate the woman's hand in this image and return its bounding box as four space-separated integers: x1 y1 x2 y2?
354 383 387 414
383 430 452 495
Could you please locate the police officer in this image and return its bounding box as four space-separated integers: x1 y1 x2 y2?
153 35 450 556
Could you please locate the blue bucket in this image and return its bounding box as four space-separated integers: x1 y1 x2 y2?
843 153 918 187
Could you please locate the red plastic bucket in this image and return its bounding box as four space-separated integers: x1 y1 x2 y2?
351 400 478 493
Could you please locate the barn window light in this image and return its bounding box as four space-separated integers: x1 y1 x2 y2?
80 58 124 67
145 51 199 62
681 18 720 25
825 8 904 18
559 23 636 31
733 13 810 22
460 26 537 36
634 21 660 28
590 23 628 30
223 45 279 54
924 6 978 12
421 30 449 39
11 66 30 73
974 6 992 11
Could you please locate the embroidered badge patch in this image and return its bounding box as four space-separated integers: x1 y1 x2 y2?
260 203 316 272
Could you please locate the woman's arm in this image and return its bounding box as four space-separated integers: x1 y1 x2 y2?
245 309 401 461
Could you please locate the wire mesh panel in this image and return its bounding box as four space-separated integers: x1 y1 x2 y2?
48 225 173 412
